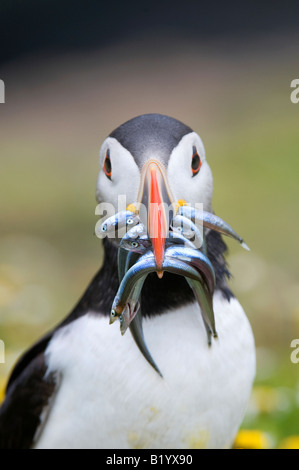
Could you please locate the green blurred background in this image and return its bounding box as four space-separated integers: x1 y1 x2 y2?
0 0 299 448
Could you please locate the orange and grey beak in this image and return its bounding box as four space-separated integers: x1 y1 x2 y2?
137 160 175 278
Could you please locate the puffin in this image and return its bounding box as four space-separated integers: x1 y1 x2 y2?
0 113 255 449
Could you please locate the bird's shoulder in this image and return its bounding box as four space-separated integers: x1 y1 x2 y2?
0 338 58 449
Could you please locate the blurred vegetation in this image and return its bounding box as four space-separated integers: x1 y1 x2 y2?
0 32 299 447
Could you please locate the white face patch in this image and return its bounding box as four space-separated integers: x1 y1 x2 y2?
167 132 213 211
96 132 214 214
96 137 141 210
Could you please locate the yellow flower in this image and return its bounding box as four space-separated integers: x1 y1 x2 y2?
278 436 299 449
233 430 271 449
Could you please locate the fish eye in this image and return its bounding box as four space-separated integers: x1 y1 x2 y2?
103 149 112 180
191 146 202 176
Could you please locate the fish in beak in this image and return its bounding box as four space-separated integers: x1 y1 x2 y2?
107 160 249 377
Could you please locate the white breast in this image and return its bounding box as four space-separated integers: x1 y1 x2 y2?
35 291 255 449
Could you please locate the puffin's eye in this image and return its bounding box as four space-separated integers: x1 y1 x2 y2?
191 146 201 176
104 149 112 180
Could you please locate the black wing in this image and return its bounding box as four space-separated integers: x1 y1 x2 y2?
0 338 57 449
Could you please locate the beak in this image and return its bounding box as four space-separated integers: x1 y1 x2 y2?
136 160 175 278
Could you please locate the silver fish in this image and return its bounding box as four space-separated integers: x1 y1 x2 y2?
115 246 217 349
165 245 215 296
121 246 216 343
112 207 230 376
171 214 205 252
118 247 141 284
185 277 217 343
178 206 250 250
119 274 147 335
111 254 210 319
111 256 156 320
120 228 198 255
97 210 140 239
120 223 150 254
167 231 198 249
117 244 161 376
128 309 163 377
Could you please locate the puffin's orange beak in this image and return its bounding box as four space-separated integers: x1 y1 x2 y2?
148 164 167 277
137 160 175 278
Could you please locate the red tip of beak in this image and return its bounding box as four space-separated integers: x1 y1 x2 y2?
148 165 167 276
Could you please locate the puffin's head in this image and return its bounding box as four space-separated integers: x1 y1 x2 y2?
96 113 213 271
